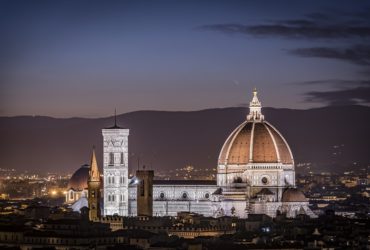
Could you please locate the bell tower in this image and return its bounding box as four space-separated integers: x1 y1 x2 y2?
136 169 154 217
88 147 101 221
102 110 129 216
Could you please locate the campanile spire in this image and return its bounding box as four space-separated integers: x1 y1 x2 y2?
88 146 101 221
89 147 100 182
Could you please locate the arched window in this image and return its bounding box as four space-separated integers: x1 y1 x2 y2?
108 176 113 184
235 177 243 183
182 192 188 199
160 192 165 199
109 152 114 165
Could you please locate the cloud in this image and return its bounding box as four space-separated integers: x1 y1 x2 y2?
199 22 370 39
359 69 370 76
294 79 370 87
304 12 331 21
198 11 370 66
292 78 370 106
197 10 370 106
288 45 370 65
297 79 370 86
198 10 370 39
304 86 370 106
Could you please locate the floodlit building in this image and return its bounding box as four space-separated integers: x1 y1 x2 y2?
67 90 316 218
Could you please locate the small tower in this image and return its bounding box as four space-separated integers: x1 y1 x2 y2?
247 88 264 121
88 147 101 221
136 169 154 217
102 110 129 216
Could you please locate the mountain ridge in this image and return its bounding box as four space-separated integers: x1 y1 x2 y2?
0 105 369 174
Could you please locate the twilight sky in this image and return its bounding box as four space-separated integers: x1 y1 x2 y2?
1 0 370 117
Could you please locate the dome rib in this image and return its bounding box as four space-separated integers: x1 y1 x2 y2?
265 122 294 165
218 121 294 165
263 123 281 163
218 121 248 164
252 123 278 163
249 122 255 163
227 122 253 164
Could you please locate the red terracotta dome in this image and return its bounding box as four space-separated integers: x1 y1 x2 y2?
218 89 293 165
67 164 89 191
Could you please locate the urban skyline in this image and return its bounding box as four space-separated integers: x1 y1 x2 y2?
0 1 369 249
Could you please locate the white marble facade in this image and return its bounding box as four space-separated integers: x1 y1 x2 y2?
128 182 215 216
98 91 315 219
102 127 129 216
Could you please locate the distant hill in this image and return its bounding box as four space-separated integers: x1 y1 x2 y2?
0 105 369 174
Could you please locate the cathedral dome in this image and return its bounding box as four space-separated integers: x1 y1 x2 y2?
218 90 293 165
282 188 307 202
67 164 89 191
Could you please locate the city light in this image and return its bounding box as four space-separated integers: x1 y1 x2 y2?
0 1 368 249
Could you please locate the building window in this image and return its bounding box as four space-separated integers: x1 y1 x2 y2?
120 176 124 184
120 152 124 165
261 177 268 185
182 192 188 199
91 190 95 198
235 177 242 183
69 191 74 200
108 195 111 202
108 176 115 184
140 180 145 196
160 192 165 199
204 193 210 199
109 152 114 165
112 195 115 202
